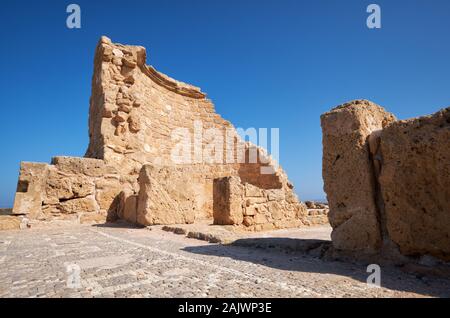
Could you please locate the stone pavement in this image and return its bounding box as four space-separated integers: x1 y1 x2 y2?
0 224 449 298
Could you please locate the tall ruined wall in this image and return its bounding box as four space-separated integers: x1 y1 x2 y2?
84 36 304 222
321 100 450 261
12 36 306 228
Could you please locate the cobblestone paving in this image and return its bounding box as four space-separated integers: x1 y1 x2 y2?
0 224 449 298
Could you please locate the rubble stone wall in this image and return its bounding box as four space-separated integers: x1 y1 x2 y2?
321 100 450 261
12 36 307 229
13 157 122 223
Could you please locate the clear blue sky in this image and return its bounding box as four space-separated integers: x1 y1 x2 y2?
1 0 449 207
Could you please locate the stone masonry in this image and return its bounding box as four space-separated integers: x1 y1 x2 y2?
321 100 450 261
13 157 121 223
321 100 396 252
11 36 309 230
213 176 304 231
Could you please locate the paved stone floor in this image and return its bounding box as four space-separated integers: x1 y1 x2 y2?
0 224 449 298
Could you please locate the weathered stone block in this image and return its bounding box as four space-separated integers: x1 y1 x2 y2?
51 157 114 177
11 36 310 231
243 206 257 216
137 165 196 225
254 213 269 225
245 184 263 197
379 107 450 260
95 178 123 212
12 162 49 218
266 189 285 201
59 196 98 214
117 188 138 224
79 212 106 224
321 100 396 252
213 176 244 225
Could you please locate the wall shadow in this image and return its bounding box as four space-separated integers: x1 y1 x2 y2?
182 237 450 297
91 220 143 229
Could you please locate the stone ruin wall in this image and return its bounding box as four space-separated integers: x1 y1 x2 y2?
13 157 120 223
12 36 308 229
213 176 305 231
321 100 450 261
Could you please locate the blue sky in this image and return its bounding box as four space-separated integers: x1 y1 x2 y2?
1 0 449 207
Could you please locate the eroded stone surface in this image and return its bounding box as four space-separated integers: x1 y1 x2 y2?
322 100 450 262
136 165 197 225
213 176 307 230
13 157 121 222
379 107 450 260
11 36 309 230
321 100 396 252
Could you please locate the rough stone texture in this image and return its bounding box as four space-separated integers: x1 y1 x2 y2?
306 209 329 226
213 177 244 226
84 36 304 224
12 157 121 222
322 101 450 262
117 188 138 225
379 107 450 260
321 100 396 252
213 176 307 230
12 162 48 219
12 36 308 230
136 165 197 225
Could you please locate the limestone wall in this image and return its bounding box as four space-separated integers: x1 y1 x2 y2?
321 100 450 261
379 108 450 260
213 176 306 231
13 157 122 223
12 36 307 229
135 165 198 225
82 36 304 225
321 100 396 252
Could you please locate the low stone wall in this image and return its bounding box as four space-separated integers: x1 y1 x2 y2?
321 100 450 261
321 100 396 252
379 108 450 260
212 176 307 231
12 157 123 223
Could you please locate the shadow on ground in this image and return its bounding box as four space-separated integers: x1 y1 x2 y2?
0 208 12 216
182 237 450 297
92 221 144 229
